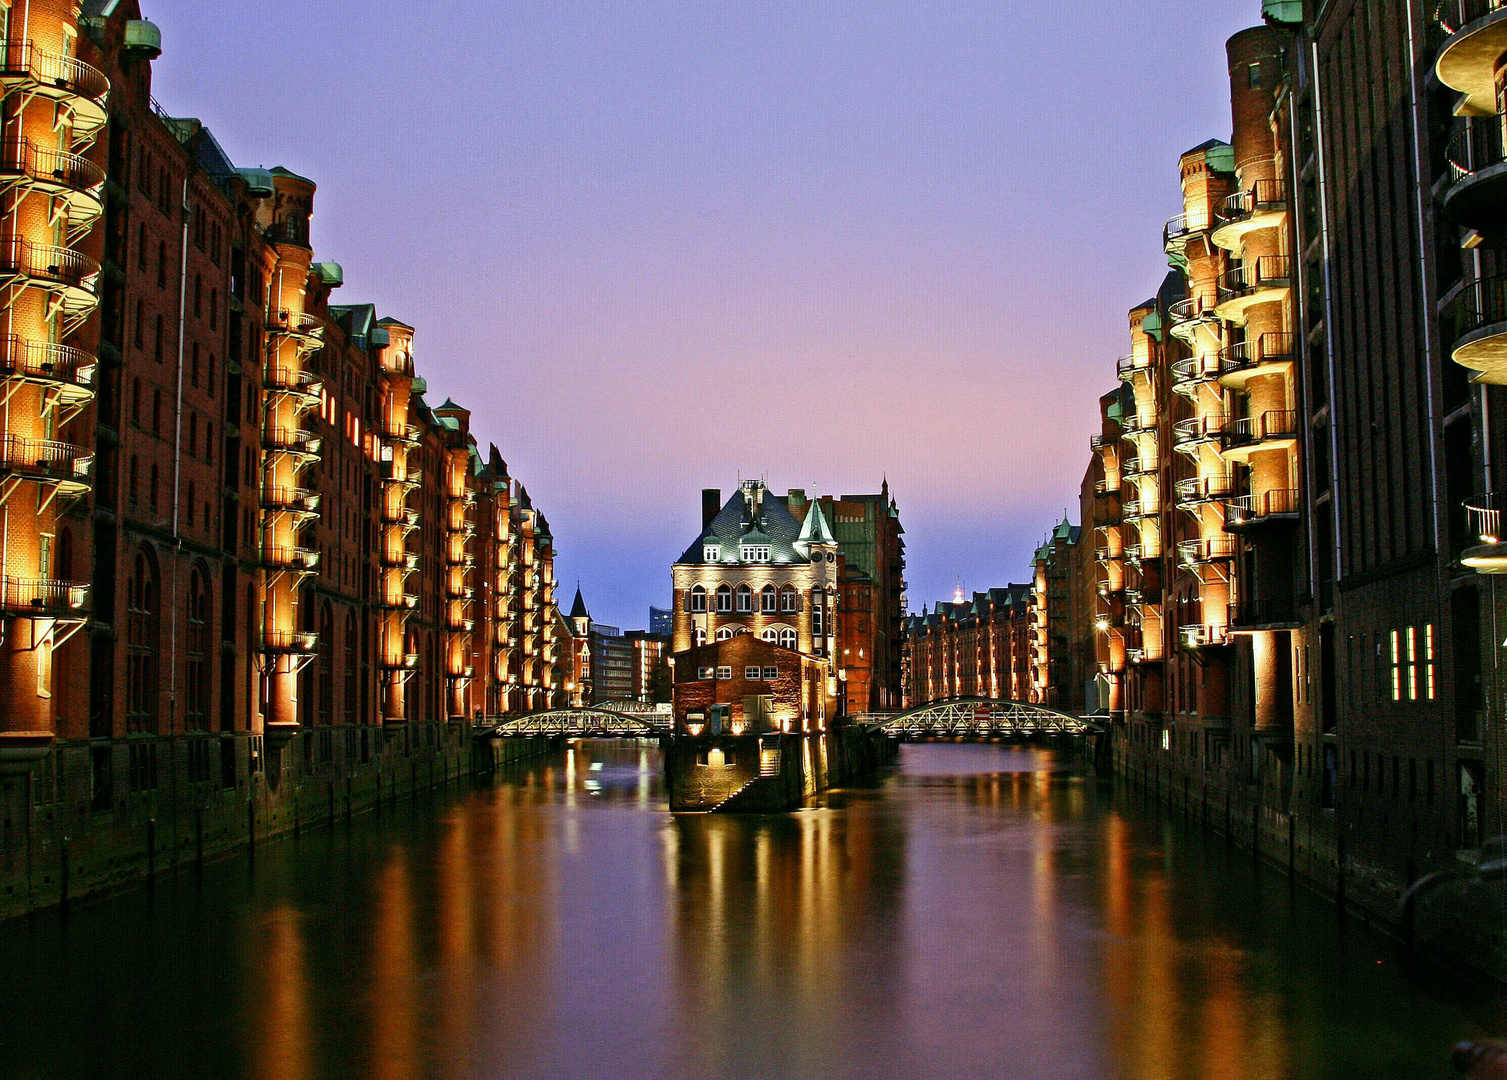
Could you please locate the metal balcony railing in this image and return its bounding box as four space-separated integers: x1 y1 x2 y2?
1117 353 1152 379
382 423 422 446
1225 488 1302 525
265 367 322 398
266 308 321 338
1181 623 1230 648
0 575 89 616
264 218 311 248
263 545 320 572
1171 354 1220 391
1221 409 1299 450
0 136 106 195
262 426 322 455
1174 473 1237 505
262 486 320 514
0 43 109 110
1216 179 1286 225
1443 275 1507 348
1446 113 1507 181
1173 414 1227 451
1163 211 1211 249
1177 536 1237 565
260 629 318 653
1231 598 1300 628
1219 332 1295 377
1436 0 1507 35
1093 478 1121 497
0 335 95 389
1216 256 1292 304
0 433 92 481
0 235 99 294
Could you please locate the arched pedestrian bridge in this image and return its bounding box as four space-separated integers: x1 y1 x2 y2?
480 701 674 739
859 698 1097 738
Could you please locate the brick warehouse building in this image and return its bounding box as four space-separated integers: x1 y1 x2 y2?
906 0 1507 979
0 2 564 914
670 479 905 727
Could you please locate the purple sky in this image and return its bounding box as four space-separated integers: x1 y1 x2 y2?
152 0 1259 630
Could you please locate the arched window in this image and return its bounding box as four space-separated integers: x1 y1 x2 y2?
344 611 359 724
715 627 734 642
317 601 334 724
125 551 159 733
184 567 209 730
780 586 798 613
760 627 778 642
693 627 706 647
780 628 798 651
689 585 706 613
735 584 753 613
760 585 777 613
715 584 732 613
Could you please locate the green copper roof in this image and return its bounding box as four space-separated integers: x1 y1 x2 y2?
796 499 836 546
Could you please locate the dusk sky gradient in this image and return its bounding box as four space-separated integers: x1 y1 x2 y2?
153 1 1257 629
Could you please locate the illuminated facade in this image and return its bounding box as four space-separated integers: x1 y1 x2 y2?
0 1 564 914
904 586 1033 706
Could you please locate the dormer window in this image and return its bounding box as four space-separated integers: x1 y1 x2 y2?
741 544 770 563
704 544 721 562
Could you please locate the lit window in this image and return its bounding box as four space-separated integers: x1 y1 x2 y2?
697 666 714 679
689 585 706 613
1425 624 1436 700
1390 630 1401 702
715 584 732 613
780 586 798 612
761 627 778 642
761 585 777 613
741 544 770 562
736 584 753 613
704 544 721 562
745 666 761 680
716 627 734 641
1161 728 1170 751
694 628 706 647
763 666 777 680
715 666 731 680
779 628 797 650
1406 625 1418 701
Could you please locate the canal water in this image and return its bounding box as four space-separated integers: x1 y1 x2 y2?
1 743 1503 1080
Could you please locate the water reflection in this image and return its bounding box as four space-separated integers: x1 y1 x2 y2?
0 742 1499 1080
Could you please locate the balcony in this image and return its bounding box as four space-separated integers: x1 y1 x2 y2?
1211 179 1287 252
378 593 419 611
1464 492 1507 572
1168 295 1219 343
1170 354 1221 396
0 137 106 221
380 505 419 528
1224 488 1301 530
1163 211 1211 258
1443 274 1507 382
380 652 420 671
380 549 420 571
1435 0 1507 115
1219 409 1299 462
382 423 423 447
0 576 89 618
1181 623 1230 649
1230 598 1302 631
1121 498 1158 524
1442 113 1507 234
380 460 422 487
263 545 320 573
262 486 320 517
1117 353 1153 384
1093 478 1121 498
262 426 322 459
1089 432 1118 451
1177 536 1237 566
260 629 318 655
1174 473 1237 510
265 367 322 405
0 335 96 402
1173 413 1227 455
1126 642 1165 665
0 236 99 314
266 309 322 353
1218 332 1295 390
0 43 110 135
1122 453 1156 480
1214 256 1291 324
0 434 92 492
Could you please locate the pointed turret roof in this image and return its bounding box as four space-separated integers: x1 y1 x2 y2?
569 588 589 620
797 500 835 546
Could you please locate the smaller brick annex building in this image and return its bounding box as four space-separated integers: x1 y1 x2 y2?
672 635 828 735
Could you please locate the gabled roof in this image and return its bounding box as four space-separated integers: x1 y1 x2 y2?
676 483 808 566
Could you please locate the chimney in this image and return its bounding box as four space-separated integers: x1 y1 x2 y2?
702 488 721 530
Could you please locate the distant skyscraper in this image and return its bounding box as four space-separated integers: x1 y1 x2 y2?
649 606 673 637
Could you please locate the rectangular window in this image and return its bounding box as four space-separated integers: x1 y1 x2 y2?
745 666 761 680
1425 624 1436 700
715 666 731 680
740 545 770 562
762 666 778 680
704 544 720 562
1390 629 1401 702
1406 626 1418 701
697 666 714 679
1161 728 1170 751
